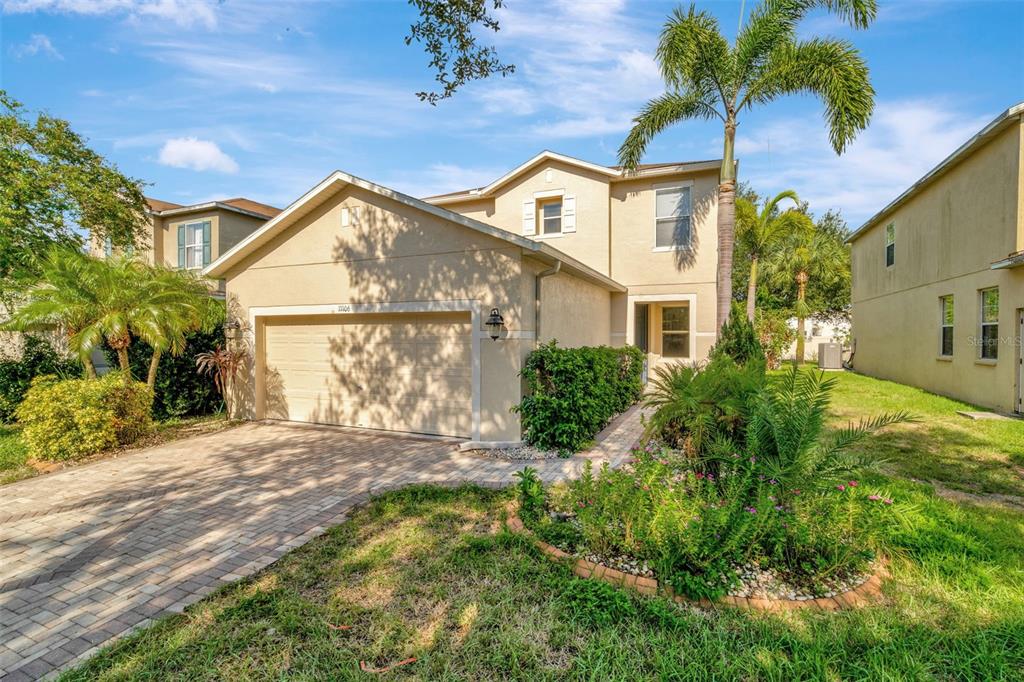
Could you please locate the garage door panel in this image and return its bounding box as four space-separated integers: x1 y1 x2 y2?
262 312 472 437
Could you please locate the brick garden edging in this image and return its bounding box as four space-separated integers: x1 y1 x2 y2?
507 515 889 612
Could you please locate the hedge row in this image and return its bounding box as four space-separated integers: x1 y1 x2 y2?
516 342 644 454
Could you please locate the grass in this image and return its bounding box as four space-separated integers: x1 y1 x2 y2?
0 424 32 485
62 483 1024 680
821 371 1024 498
0 414 235 487
59 371 1024 679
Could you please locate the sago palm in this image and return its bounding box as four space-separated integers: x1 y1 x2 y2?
736 189 812 321
765 224 849 363
618 0 875 332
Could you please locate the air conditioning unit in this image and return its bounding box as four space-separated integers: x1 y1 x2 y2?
818 343 843 370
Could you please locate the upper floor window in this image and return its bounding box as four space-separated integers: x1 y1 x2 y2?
939 295 954 357
538 197 562 235
655 185 691 250
178 221 211 270
522 194 575 237
980 288 999 360
885 223 895 267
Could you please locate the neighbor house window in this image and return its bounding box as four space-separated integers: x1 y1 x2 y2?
103 237 113 258
939 295 954 357
661 304 690 358
655 185 692 249
885 223 895 267
538 198 562 235
980 288 999 360
178 220 211 269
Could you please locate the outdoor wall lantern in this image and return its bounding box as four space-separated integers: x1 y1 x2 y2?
485 307 505 341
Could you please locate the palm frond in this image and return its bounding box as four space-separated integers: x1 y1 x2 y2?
744 37 874 153
618 91 721 170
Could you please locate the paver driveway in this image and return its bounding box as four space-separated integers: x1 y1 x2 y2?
0 412 642 680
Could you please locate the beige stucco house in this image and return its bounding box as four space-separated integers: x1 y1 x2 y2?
92 196 280 290
205 151 722 443
849 102 1024 415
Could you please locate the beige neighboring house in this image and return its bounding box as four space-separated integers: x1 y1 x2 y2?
849 102 1024 415
204 151 723 443
92 196 281 292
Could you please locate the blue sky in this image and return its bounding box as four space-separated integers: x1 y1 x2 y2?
2 0 1022 227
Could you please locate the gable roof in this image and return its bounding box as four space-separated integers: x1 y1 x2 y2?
146 196 281 220
423 151 721 205
203 170 626 292
145 197 183 212
847 101 1024 243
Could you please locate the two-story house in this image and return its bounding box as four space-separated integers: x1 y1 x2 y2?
202 152 722 443
848 102 1024 415
93 196 281 290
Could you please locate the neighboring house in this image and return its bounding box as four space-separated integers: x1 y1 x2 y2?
92 196 281 291
848 102 1024 415
784 316 850 361
204 151 723 443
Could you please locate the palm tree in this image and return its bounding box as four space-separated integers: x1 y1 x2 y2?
618 0 875 332
735 189 812 321
765 223 849 363
139 266 218 390
8 249 215 386
5 248 103 378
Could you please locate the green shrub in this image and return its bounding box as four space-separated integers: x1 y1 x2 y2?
754 309 796 370
515 342 644 454
559 578 636 627
103 324 223 420
514 466 545 524
16 372 153 461
710 303 765 367
0 335 80 422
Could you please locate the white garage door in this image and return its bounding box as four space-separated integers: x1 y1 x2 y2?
262 311 472 437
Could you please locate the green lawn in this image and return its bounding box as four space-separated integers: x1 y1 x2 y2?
823 371 1024 498
61 371 1024 680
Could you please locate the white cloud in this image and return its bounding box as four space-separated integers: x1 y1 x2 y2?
9 33 62 59
473 0 663 140
3 0 218 29
157 137 239 173
738 100 992 226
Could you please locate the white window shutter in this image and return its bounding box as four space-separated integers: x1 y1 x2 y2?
522 198 536 236
562 195 576 232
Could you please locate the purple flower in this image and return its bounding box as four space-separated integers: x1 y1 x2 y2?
745 507 757 514
848 480 859 487
769 479 777 485
884 498 893 505
837 484 846 492
774 505 784 511
868 494 881 501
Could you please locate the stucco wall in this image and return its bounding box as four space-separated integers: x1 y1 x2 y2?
442 159 614 275
850 121 1023 413
534 268 612 347
222 184 552 441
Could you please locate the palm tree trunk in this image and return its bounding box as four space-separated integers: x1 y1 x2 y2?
795 274 808 364
147 349 161 390
746 255 758 322
117 348 131 382
83 355 97 379
716 119 737 333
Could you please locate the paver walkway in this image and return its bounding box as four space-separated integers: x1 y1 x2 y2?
0 408 645 680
